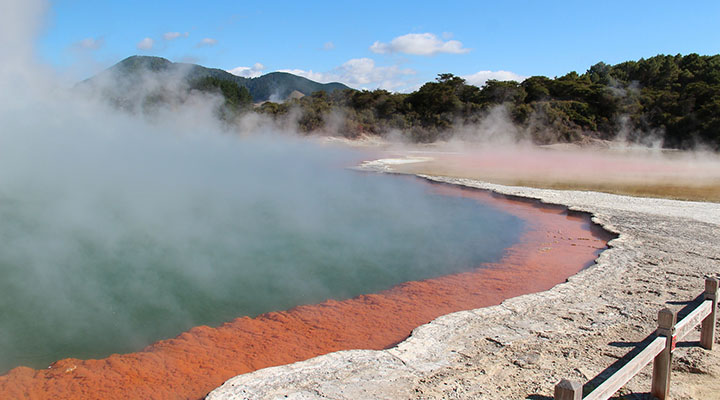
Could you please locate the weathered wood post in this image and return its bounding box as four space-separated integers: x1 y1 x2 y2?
700 278 718 350
554 378 582 400
651 307 676 400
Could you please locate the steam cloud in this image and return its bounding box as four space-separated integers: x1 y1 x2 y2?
0 0 525 373
4 0 720 377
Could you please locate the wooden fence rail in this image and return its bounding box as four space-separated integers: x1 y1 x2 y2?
555 278 718 400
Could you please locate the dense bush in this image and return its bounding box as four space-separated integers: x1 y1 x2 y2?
209 54 720 149
189 76 252 120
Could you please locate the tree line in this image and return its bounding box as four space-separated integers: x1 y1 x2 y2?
195 54 720 150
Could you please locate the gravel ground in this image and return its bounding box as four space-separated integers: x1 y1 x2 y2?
207 174 720 400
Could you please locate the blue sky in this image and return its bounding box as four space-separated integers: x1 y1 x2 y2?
38 0 720 91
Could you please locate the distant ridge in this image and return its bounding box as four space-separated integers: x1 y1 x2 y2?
80 54 720 149
84 55 350 102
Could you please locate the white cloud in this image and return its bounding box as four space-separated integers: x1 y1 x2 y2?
75 37 104 50
227 62 265 78
197 38 218 47
370 33 469 56
163 32 189 41
323 41 335 50
279 69 326 83
280 58 415 91
463 70 527 87
136 37 154 50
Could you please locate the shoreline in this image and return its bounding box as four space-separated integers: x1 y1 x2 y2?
208 173 720 399
0 177 606 399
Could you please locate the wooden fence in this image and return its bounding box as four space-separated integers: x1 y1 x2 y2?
555 278 718 400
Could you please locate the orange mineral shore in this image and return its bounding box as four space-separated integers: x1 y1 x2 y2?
0 181 612 400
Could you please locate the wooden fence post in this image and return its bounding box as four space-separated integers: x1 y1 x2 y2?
554 379 582 400
701 278 718 350
651 308 676 400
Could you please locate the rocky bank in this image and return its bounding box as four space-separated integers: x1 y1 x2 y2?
207 174 720 399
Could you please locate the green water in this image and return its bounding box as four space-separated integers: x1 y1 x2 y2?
0 142 525 373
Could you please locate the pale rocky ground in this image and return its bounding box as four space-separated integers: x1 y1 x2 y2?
207 171 720 399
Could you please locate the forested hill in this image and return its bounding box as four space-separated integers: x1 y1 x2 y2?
82 55 349 102
260 53 719 150
83 54 720 150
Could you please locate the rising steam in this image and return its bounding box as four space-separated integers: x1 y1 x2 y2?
0 0 529 373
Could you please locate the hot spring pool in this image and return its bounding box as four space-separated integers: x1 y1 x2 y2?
0 138 525 373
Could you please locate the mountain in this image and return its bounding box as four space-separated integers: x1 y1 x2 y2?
83 55 350 102
81 54 720 150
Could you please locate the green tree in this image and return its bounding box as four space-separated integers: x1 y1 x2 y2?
189 76 252 120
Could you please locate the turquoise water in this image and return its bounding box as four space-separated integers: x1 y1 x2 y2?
0 139 525 373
